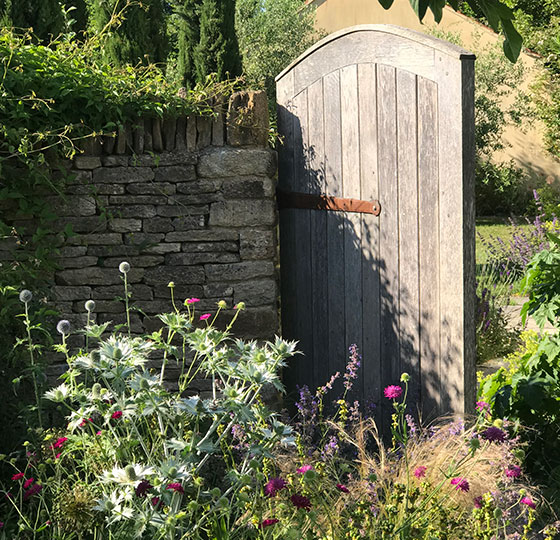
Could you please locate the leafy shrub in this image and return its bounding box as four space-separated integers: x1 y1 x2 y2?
475 159 531 217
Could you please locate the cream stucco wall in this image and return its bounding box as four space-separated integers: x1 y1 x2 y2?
308 0 560 182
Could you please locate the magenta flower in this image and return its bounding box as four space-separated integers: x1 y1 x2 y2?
481 426 506 443
111 411 123 420
135 480 153 498
79 418 93 428
265 477 287 497
55 453 62 460
0 522 3 529
11 472 24 481
505 465 522 478
521 496 536 509
151 496 163 510
413 466 427 479
260 518 279 528
336 483 349 493
166 483 184 494
23 484 42 500
475 401 490 412
473 496 483 508
296 465 313 474
290 493 311 511
186 298 200 305
450 477 470 492
23 478 34 489
384 385 403 399
199 313 211 321
51 437 68 450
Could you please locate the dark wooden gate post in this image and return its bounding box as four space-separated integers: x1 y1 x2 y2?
276 24 476 421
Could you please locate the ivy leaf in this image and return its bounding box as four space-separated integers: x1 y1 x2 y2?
429 0 447 23
410 0 430 20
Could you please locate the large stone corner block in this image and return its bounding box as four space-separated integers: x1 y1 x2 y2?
227 90 269 147
197 147 277 178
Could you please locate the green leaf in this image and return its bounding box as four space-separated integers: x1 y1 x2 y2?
501 18 523 63
546 231 560 247
410 0 430 20
378 0 395 9
429 0 447 23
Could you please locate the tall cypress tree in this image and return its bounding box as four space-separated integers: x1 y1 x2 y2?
88 0 168 66
9 0 65 41
194 0 241 82
175 0 203 88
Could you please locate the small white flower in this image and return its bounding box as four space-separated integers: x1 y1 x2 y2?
44 384 70 403
85 300 96 312
102 464 155 486
119 261 130 274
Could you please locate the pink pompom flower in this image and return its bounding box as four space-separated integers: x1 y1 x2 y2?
166 483 184 494
505 465 522 478
521 496 536 509
23 478 34 489
336 483 349 493
111 410 123 420
186 298 200 305
414 466 427 479
450 477 470 492
290 493 311 511
199 313 211 321
11 472 24 481
296 465 313 474
264 477 287 497
260 519 279 528
384 385 403 399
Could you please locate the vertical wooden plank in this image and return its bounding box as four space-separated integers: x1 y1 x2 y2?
396 70 421 406
277 71 299 393
292 89 314 388
324 70 346 386
341 64 362 394
308 78 329 391
358 63 381 409
417 77 440 419
377 64 400 411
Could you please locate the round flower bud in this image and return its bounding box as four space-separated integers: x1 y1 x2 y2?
210 487 221 499
19 290 33 304
168 281 175 288
84 300 95 312
119 261 130 274
217 300 227 309
234 302 246 311
91 383 102 399
187 501 198 512
400 372 410 383
124 465 137 482
168 467 178 478
56 320 71 335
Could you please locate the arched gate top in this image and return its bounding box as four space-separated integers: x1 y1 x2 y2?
276 24 475 86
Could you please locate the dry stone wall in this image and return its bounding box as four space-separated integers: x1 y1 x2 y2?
4 91 279 393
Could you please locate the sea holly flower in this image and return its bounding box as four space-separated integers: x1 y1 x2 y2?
521 496 536 509
290 493 311 511
44 384 70 403
413 466 427 479
102 464 155 485
296 464 313 474
450 477 470 492
384 385 403 399
264 477 287 497
260 518 279 528
11 472 24 481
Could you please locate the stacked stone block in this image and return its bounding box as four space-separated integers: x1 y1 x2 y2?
2 91 279 393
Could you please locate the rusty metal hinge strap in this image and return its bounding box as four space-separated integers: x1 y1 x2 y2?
277 190 381 216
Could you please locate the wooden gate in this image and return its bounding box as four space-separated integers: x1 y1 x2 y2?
276 25 476 421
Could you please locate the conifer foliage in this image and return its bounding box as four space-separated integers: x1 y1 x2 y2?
174 0 241 88
87 0 168 66
6 0 66 42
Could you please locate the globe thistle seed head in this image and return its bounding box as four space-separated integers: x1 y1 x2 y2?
119 261 130 274
84 300 95 312
56 320 71 335
19 290 33 304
